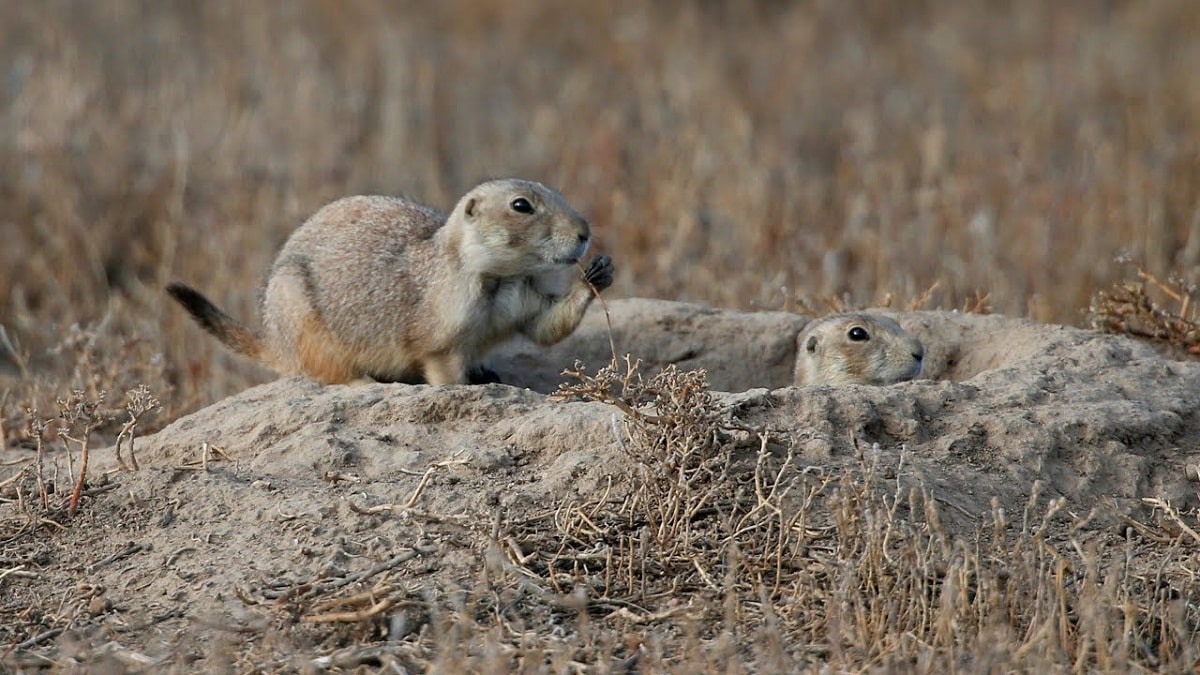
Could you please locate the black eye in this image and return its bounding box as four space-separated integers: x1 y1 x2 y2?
510 197 534 214
806 336 818 353
847 326 870 342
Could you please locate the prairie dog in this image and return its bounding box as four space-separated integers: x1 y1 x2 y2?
793 313 925 386
168 179 615 385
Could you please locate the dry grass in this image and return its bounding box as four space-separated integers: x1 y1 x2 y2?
4 1 1200 416
4 0 1200 671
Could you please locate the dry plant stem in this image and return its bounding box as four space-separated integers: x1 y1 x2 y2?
55 390 108 517
114 418 139 472
907 280 941 311
0 468 26 490
1142 498 1200 545
405 463 442 508
15 627 65 651
1141 270 1186 304
114 385 159 472
278 547 433 601
580 264 618 363
0 325 29 380
63 433 88 518
303 597 397 624
0 566 40 582
310 588 396 613
553 370 669 426
84 542 146 573
27 410 49 510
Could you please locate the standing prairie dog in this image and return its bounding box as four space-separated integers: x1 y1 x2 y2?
793 313 925 386
168 178 615 385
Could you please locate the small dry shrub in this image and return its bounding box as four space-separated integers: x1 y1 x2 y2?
1 320 169 449
548 357 808 601
556 357 731 553
1089 263 1200 355
2 383 159 527
1 324 162 534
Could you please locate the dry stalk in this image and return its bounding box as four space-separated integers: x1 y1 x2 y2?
55 389 108 518
0 325 30 380
0 468 27 491
24 409 50 511
580 262 618 363
303 596 397 624
405 458 468 508
113 385 159 472
1141 497 1200 545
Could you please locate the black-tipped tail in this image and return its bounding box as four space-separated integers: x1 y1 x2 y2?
166 282 264 361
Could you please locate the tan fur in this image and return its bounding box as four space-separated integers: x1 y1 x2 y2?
793 313 925 386
168 179 614 385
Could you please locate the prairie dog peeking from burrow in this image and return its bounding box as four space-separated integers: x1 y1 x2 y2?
793 313 925 386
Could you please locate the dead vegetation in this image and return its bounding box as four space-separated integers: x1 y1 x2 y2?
1089 262 1200 356
4 0 1200 672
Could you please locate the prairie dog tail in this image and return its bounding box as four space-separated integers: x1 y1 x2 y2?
166 282 265 361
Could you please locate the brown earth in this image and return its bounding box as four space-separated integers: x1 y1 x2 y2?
3 299 1200 671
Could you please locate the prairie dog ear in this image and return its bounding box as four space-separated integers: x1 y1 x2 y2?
464 197 479 218
806 335 819 354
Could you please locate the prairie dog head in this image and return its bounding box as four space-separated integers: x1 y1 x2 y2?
793 313 925 386
451 179 591 276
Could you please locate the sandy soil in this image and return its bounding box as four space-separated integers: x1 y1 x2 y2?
3 299 1199 670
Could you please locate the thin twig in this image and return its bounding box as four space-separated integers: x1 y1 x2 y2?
83 542 147 573
303 597 397 623
1142 497 1200 545
15 627 65 651
0 566 39 582
284 548 431 600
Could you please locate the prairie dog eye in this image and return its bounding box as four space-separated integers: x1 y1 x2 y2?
806 336 818 353
510 197 534 214
847 326 870 342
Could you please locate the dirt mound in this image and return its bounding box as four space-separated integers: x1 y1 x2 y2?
4 299 1200 670
770 308 1200 521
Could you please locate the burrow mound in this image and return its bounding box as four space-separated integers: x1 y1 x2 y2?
7 299 1200 652
128 298 1200 523
493 299 1200 520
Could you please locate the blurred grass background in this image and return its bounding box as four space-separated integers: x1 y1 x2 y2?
2 0 1199 417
